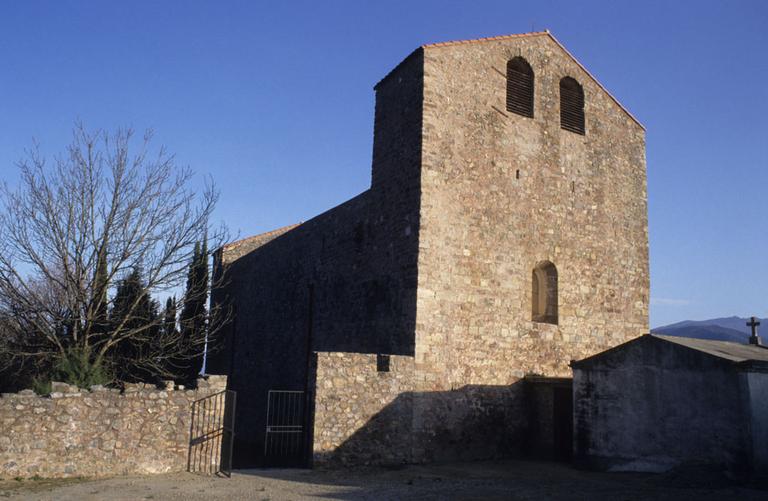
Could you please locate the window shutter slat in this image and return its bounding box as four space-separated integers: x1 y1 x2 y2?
506 57 534 118
560 77 585 135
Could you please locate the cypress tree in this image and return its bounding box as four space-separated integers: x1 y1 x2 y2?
179 240 209 385
110 267 159 382
163 296 177 338
91 248 110 337
179 242 200 334
197 237 209 337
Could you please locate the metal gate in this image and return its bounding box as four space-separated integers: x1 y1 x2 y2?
264 390 307 466
188 390 237 476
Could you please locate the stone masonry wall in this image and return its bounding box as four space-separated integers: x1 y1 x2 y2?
0 376 227 479
413 32 647 394
312 352 414 466
311 352 527 466
409 33 648 459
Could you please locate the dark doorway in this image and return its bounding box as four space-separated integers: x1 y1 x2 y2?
524 376 573 461
552 385 573 461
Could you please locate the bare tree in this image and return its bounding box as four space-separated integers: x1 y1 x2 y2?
0 124 228 386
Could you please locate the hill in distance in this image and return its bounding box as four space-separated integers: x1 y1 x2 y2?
652 316 766 344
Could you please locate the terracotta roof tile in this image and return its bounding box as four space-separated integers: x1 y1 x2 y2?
221 223 302 260
420 31 550 48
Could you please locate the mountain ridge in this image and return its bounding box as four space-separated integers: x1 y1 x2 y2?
651 316 766 344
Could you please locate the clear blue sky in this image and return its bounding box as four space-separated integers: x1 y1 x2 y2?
0 1 766 328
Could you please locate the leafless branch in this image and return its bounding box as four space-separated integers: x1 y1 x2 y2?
0 124 230 385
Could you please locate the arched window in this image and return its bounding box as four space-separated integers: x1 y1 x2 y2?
560 77 584 134
506 57 534 118
532 261 558 324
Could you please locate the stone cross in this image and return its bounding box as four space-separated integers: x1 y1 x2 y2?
747 316 762 346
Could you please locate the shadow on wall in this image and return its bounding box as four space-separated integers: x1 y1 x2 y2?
313 379 569 467
213 198 423 468
207 49 426 468
215 190 420 359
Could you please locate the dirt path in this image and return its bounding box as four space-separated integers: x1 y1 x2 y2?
2 460 766 500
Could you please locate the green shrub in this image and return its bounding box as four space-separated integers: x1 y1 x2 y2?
52 349 113 389
31 377 52 396
27 349 113 393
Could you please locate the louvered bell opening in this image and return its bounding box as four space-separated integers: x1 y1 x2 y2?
506 68 534 118
560 81 585 135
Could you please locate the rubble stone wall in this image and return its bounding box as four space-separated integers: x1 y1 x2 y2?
415 34 648 387
410 33 648 460
312 352 415 466
0 376 227 479
311 352 527 466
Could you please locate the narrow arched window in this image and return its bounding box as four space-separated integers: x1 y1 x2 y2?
532 261 558 324
560 77 584 134
506 57 534 118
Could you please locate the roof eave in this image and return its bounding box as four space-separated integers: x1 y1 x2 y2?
736 359 768 373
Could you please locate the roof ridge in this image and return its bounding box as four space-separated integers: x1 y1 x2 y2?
420 30 550 49
223 222 302 250
373 32 549 91
651 334 768 362
423 31 643 130
375 31 643 130
573 334 768 369
544 32 643 130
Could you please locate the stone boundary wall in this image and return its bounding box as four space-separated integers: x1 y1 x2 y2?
312 352 415 466
0 376 227 479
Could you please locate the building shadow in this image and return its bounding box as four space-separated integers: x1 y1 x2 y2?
205 50 426 469
312 377 571 468
222 376 570 469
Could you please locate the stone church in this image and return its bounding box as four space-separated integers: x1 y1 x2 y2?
208 31 649 467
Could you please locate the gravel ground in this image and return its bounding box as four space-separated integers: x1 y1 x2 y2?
2 460 767 500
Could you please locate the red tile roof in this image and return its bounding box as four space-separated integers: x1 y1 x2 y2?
221 223 301 258
421 31 550 48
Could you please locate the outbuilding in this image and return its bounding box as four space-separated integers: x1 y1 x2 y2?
572 334 768 473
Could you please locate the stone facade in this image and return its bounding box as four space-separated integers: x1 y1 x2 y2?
310 351 526 466
209 31 648 467
0 377 227 479
312 352 414 466
416 33 647 385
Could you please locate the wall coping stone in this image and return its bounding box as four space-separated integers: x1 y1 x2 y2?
0 376 228 478
0 376 224 400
